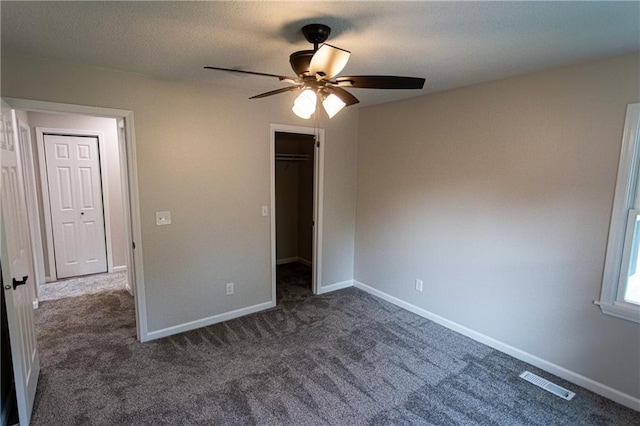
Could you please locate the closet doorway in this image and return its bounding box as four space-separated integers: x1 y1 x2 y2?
270 124 324 303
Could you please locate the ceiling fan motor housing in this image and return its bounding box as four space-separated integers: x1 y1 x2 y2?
289 50 314 76
290 24 332 76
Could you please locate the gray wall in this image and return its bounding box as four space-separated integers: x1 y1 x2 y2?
355 53 640 399
26 112 127 277
1 52 358 332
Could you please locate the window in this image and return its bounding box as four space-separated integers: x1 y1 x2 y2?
599 103 640 323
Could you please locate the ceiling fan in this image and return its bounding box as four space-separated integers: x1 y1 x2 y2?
205 24 425 119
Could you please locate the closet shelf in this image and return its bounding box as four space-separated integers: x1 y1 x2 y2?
276 154 309 162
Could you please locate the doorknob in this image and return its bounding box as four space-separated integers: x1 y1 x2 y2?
12 275 28 290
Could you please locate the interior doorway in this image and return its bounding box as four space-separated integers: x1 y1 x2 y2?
270 124 324 303
2 97 146 424
275 131 315 301
3 97 147 341
26 112 131 305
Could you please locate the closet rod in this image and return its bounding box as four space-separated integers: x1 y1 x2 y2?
275 154 309 162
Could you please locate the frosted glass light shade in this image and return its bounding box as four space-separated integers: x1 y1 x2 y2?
292 104 312 119
322 93 346 118
292 89 317 119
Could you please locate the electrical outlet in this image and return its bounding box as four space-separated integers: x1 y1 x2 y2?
226 282 234 295
415 279 423 292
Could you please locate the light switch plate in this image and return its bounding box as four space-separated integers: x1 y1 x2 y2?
261 206 268 217
156 211 171 226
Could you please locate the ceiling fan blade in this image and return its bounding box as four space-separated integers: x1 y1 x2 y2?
335 75 425 89
309 44 351 79
204 66 297 82
327 86 359 106
249 86 302 99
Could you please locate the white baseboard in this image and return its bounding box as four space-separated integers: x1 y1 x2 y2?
276 257 311 266
296 257 312 267
113 265 127 273
318 279 353 294
145 300 276 341
353 280 640 412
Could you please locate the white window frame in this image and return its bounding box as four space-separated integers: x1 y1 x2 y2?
599 103 640 323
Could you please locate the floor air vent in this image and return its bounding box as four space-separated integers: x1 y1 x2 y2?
519 371 575 400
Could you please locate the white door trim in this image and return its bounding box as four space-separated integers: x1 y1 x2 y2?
4 97 148 342
270 124 324 300
36 128 113 279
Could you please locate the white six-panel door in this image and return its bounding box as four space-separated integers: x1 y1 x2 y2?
1 100 40 425
43 134 107 278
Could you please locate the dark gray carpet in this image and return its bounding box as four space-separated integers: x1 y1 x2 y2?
38 271 127 301
32 285 638 425
277 262 313 302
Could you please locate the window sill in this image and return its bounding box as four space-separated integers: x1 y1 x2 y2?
595 300 640 324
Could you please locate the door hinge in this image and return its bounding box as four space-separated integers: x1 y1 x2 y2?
132 241 136 249
316 141 320 148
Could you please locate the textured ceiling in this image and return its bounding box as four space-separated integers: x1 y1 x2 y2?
2 1 639 107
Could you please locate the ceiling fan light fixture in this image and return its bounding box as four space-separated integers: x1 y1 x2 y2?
322 93 346 118
292 89 317 119
205 24 423 119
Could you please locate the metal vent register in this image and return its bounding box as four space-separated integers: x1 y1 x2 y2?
519 371 576 400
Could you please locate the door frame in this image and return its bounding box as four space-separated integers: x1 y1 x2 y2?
36 128 113 281
3 97 148 342
270 123 325 300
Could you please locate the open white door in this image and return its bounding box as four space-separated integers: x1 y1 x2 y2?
1 100 40 425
